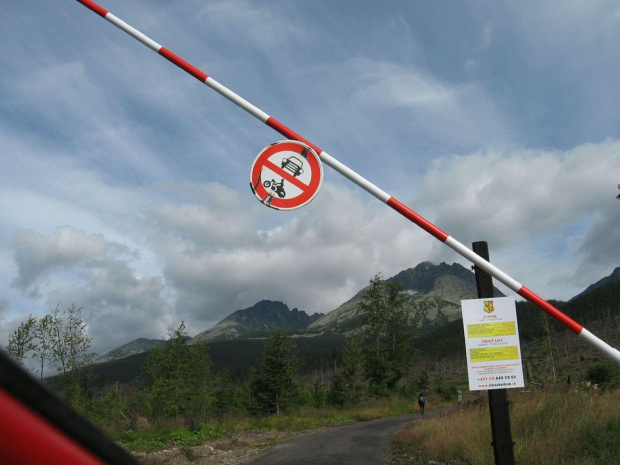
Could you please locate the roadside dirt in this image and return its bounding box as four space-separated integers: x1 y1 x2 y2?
137 429 315 465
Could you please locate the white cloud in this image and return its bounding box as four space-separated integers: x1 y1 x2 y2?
156 182 437 329
420 139 620 297
314 58 515 156
198 0 308 54
0 296 8 320
50 258 173 355
354 62 456 108
421 141 620 244
11 227 120 294
2 0 619 359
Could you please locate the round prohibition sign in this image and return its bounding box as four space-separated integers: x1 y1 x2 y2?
250 140 323 210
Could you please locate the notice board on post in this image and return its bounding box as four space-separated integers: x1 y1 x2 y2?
461 297 525 391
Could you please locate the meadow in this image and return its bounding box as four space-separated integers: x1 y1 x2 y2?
106 396 417 454
390 389 620 465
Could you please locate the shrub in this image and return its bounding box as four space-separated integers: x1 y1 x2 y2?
585 361 620 388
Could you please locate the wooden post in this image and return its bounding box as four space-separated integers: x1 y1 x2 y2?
472 241 515 465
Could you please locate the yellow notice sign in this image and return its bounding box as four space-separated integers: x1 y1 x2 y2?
470 346 519 362
467 321 516 338
461 297 524 391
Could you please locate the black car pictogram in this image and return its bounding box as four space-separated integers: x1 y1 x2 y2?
281 156 304 177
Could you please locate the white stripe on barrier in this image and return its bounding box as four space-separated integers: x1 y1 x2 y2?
205 77 270 123
319 151 391 203
106 14 162 52
445 236 522 293
579 328 620 364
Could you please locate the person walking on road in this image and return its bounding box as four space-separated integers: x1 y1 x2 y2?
417 393 426 416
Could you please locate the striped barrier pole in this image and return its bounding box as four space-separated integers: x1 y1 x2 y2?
75 0 620 365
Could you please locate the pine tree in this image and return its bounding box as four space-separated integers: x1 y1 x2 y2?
251 330 301 415
357 274 388 359
357 274 413 393
331 336 366 405
144 322 213 418
384 280 412 388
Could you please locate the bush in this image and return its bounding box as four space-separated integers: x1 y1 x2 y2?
585 361 620 388
433 375 456 401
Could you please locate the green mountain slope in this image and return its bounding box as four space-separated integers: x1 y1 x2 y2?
571 266 620 301
413 281 620 360
95 338 165 364
309 262 504 335
81 263 619 386
82 331 346 384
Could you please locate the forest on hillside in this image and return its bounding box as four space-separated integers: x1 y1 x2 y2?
4 278 620 434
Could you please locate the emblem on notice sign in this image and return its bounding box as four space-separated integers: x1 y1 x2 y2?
250 140 323 210
483 301 495 313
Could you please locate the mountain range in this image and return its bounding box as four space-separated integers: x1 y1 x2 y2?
190 300 323 344
95 338 165 364
95 261 502 363
571 266 620 301
308 262 503 335
94 262 619 368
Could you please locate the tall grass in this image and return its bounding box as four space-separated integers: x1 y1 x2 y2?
112 396 418 453
391 389 620 465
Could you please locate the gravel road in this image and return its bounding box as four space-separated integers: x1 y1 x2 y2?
138 413 425 465
244 414 420 465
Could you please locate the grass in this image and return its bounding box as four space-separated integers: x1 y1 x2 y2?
117 423 232 454
110 396 420 454
390 389 620 465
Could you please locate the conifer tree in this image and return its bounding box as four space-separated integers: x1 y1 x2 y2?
251 330 301 415
357 274 412 393
330 336 366 406
143 322 213 418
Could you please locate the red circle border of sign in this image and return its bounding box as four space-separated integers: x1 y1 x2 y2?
250 140 323 210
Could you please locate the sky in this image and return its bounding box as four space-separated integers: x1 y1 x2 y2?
1 0 619 359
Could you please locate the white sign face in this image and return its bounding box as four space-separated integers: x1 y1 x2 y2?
461 297 525 391
250 140 323 211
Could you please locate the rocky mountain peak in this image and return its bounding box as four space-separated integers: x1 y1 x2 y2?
190 300 323 344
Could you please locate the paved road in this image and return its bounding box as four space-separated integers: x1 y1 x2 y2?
245 413 422 465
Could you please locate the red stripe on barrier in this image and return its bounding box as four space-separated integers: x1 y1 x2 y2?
0 387 106 465
518 286 583 334
159 47 208 82
387 197 449 242
76 0 109 18
265 117 322 155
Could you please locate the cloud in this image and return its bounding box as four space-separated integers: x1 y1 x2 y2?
420 139 620 296
578 206 620 278
287 57 516 171
11 227 122 294
353 59 511 146
150 182 262 250
50 258 173 355
420 140 620 245
197 0 308 55
2 0 619 359
0 296 8 320
154 182 436 329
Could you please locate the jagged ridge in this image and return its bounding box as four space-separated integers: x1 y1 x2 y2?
190 300 323 344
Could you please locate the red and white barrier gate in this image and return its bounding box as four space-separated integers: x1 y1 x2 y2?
75 0 620 365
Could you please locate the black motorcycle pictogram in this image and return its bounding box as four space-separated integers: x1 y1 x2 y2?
263 179 286 198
